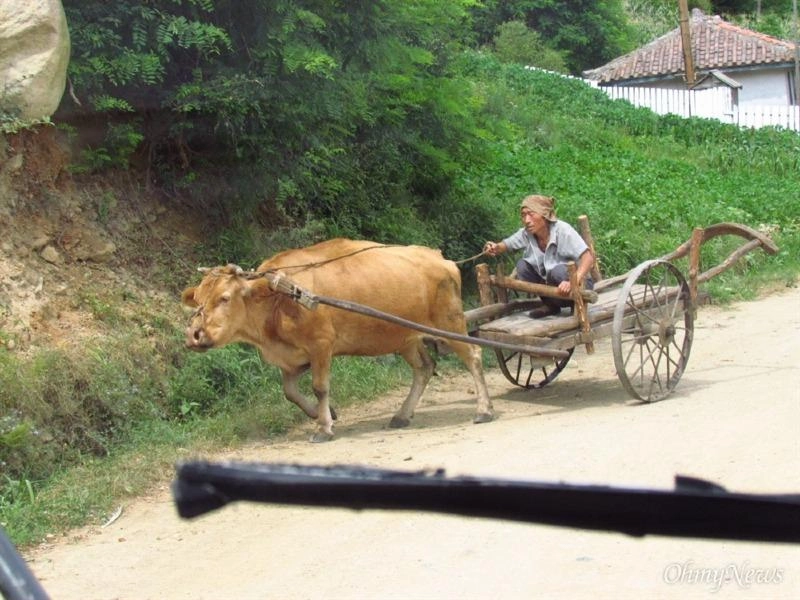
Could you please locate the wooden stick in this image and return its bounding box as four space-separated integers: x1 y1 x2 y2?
464 299 541 323
697 238 763 284
569 262 594 354
475 263 494 307
494 263 509 304
689 227 703 315
493 275 599 304
578 214 603 283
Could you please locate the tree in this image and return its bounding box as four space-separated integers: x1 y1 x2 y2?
58 0 491 249
471 0 638 73
492 20 568 72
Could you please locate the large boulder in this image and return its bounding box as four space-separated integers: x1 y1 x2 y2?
0 0 70 120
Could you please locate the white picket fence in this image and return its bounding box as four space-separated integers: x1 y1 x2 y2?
589 82 800 132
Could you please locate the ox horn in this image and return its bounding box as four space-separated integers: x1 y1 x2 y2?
195 264 246 276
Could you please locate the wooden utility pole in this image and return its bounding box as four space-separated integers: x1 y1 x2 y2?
678 0 696 87
794 0 800 105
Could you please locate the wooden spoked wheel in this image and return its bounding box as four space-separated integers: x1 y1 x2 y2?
612 259 694 402
495 345 574 389
492 282 574 389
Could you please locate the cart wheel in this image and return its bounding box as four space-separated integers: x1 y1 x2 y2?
495 347 574 389
493 281 574 389
612 259 694 402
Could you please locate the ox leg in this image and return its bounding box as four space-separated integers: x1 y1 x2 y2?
449 341 494 424
308 356 336 443
281 366 338 423
389 340 436 429
281 366 320 419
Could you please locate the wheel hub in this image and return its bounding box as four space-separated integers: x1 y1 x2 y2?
658 319 676 347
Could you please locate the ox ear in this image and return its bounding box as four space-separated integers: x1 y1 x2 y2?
181 287 199 307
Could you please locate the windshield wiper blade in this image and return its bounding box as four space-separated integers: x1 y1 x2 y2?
172 461 800 544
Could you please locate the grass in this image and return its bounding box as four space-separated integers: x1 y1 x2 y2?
0 340 412 547
450 53 800 289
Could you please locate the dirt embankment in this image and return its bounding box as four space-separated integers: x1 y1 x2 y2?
0 128 202 353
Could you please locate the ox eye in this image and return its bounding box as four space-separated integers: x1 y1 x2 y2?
218 294 231 305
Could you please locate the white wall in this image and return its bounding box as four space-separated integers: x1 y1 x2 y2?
728 68 791 105
590 81 800 131
611 67 793 107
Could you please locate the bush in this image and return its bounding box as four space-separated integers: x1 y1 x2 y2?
492 21 568 72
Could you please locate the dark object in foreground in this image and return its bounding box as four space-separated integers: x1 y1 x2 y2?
172 461 800 544
1 526 50 600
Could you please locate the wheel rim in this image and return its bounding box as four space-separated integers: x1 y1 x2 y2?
495 347 574 389
612 260 694 402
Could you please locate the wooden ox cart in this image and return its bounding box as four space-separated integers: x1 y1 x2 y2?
465 219 779 401
229 220 777 404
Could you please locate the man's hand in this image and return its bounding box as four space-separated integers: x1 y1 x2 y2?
557 281 572 296
483 241 502 257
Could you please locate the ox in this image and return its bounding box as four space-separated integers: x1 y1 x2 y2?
181 239 494 442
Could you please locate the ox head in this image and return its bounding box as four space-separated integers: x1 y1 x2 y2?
181 264 270 351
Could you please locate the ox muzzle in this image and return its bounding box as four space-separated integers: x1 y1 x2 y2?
185 307 214 351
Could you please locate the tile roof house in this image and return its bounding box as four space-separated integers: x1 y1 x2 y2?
583 9 798 107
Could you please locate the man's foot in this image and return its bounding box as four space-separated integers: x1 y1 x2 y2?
528 305 560 319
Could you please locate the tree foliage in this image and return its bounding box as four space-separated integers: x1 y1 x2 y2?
491 20 568 72
470 0 638 73
626 1 796 42
60 0 492 253
56 0 799 259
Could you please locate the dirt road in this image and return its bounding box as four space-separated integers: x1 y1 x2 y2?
27 287 800 599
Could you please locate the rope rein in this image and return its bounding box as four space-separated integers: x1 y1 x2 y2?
257 244 489 274
192 246 569 357
453 250 489 265
263 244 404 273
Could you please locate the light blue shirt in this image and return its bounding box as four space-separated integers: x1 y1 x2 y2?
502 220 589 278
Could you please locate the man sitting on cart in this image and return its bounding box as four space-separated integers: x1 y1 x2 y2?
483 194 595 318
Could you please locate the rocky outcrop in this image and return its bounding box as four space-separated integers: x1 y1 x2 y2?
0 0 70 120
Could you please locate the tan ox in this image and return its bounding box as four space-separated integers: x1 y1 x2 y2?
181 239 493 442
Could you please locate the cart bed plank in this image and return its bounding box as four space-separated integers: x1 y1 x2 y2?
476 288 620 339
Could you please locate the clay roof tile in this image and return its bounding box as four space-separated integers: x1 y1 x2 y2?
583 10 796 84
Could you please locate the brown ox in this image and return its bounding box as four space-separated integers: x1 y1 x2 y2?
181 239 493 441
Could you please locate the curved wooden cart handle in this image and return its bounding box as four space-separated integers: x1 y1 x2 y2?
595 222 779 293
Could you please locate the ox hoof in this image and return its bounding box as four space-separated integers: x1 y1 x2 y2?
388 416 410 429
310 431 335 443
330 406 338 421
473 412 494 424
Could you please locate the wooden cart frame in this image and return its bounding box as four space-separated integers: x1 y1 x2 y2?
466 220 779 401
